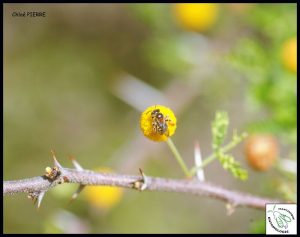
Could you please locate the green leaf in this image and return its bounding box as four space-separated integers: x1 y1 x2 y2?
212 111 229 150
218 153 248 181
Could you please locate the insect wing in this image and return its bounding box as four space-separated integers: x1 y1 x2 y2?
279 213 292 223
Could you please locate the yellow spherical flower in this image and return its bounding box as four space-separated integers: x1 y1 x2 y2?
140 105 177 142
84 167 123 210
173 3 220 32
281 37 297 73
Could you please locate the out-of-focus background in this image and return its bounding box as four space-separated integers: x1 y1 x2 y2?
4 3 296 234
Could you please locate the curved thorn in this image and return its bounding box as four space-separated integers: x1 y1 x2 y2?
68 155 84 171
50 149 63 169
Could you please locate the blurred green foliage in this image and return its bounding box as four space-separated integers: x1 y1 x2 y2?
211 112 248 180
227 4 297 148
227 3 296 205
249 218 266 234
212 111 229 149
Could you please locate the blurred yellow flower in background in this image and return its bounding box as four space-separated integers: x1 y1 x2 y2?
281 37 297 73
173 3 220 32
140 105 177 142
84 167 123 210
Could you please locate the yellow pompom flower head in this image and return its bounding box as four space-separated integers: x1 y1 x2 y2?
140 105 190 177
140 105 177 142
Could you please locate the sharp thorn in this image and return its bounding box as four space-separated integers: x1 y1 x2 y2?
69 185 85 204
194 141 205 182
138 168 148 191
37 192 46 209
50 149 63 169
68 155 84 171
139 168 146 179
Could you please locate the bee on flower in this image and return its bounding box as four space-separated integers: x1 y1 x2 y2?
140 105 177 142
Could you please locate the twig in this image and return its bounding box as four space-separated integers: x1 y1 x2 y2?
3 166 285 210
190 133 248 176
166 138 191 177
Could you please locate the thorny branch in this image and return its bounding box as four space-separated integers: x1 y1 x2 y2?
3 157 286 212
